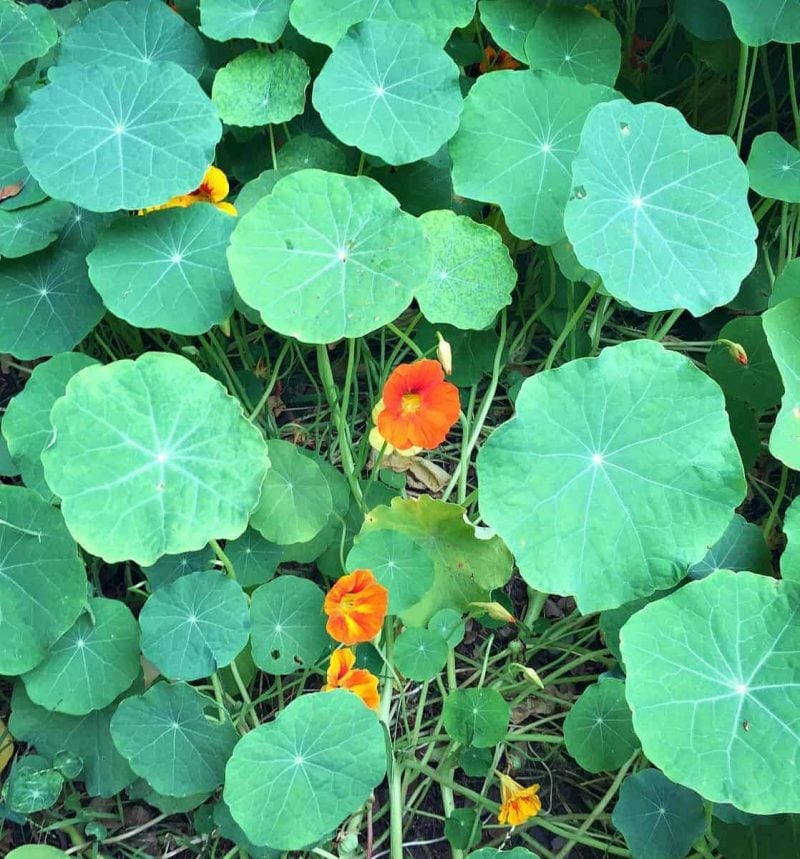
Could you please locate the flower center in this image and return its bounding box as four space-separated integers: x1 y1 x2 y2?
341 594 358 611
401 393 422 414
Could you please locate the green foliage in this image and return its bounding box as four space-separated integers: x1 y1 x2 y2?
443 688 510 747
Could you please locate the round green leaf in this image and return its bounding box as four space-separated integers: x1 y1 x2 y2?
290 0 476 47
360 495 514 626
714 815 800 859
250 575 329 675
111 682 237 796
224 690 387 850
7 848 69 859
0 199 71 259
42 352 269 565
22 598 140 715
2 351 98 500
312 20 462 166
57 0 207 77
478 0 544 60
15 62 221 213
213 49 309 127
56 206 117 255
225 529 282 588
443 688 510 748
416 210 516 329
228 169 428 343
200 0 290 43
565 99 756 315
140 570 249 681
450 70 618 244
0 1 56 90
0 247 105 360
127 778 210 813
612 769 706 859
717 0 800 45
673 0 735 41
276 134 348 173
782 497 800 581
394 627 448 681
477 340 746 613
689 514 771 579
747 133 800 203
0 94 45 213
142 545 216 590
707 316 783 411
346 529 434 613
622 571 800 813
234 167 298 217
250 439 333 545
428 607 465 647
213 801 282 859
87 206 236 335
771 258 800 307
0 486 87 675
763 298 800 470
4 755 63 814
10 683 136 798
563 679 639 773
725 398 762 473
523 7 621 86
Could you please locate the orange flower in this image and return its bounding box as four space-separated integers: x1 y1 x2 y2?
479 46 522 74
323 647 380 710
139 166 237 216
376 359 460 450
498 773 541 826
324 569 388 645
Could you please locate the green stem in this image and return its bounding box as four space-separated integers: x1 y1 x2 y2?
210 538 236 580
268 124 278 169
210 673 227 722
787 45 800 144
762 464 789 542
726 42 750 138
248 339 291 423
544 281 600 370
735 45 759 152
523 588 548 626
651 309 683 341
229 658 260 730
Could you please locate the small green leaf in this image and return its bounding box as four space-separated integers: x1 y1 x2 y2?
213 49 309 127
428 608 466 647
747 133 800 203
312 20 462 166
689 514 771 579
200 0 291 43
445 808 479 851
250 575 329 675
22 598 139 715
0 1 57 90
612 769 706 859
0 199 71 259
276 134 348 173
3 755 62 814
763 298 800 470
7 847 70 859
224 690 387 850
394 627 449 681
478 0 545 60
142 546 216 590
140 570 249 681
443 688 510 748
111 682 237 796
563 679 639 773
225 529 282 588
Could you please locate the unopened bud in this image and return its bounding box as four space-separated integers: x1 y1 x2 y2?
436 332 453 375
511 662 545 689
218 317 231 337
468 601 516 624
584 3 601 16
718 338 748 366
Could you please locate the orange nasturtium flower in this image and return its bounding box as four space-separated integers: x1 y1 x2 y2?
479 46 522 74
497 773 542 826
323 647 380 710
324 569 388 645
139 165 237 216
376 359 460 451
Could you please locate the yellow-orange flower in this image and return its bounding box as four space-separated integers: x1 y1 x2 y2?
376 359 460 451
323 647 380 710
498 773 541 826
324 569 388 645
139 166 237 216
479 46 522 73
369 399 422 457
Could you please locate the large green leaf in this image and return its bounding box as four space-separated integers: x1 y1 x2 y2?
747 133 800 203
57 0 207 77
199 0 291 43
771 258 800 307
782 497 800 582
0 1 57 90
0 199 71 259
523 7 622 86
22 598 140 715
2 351 98 500
15 61 221 212
111 682 237 796
359 495 514 626
0 92 45 212
42 352 269 565
10 684 136 797
476 340 746 613
612 769 707 859
224 690 387 850
312 20 462 165
717 0 800 45
87 206 236 335
0 247 105 360
689 514 772 579
416 210 516 330
249 575 329 675
140 570 249 681
563 679 639 773
450 70 618 244
0 486 87 675
228 169 428 343
212 49 309 127
622 571 800 814
564 99 757 316
478 0 544 60
763 298 800 470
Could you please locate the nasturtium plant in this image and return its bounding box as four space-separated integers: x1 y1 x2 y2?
0 0 57 90
394 627 449 680
224 529 282 587
747 132 800 203
478 0 544 59
199 0 291 43
0 199 71 259
141 545 216 590
688 514 772 579
782 497 800 581
443 688 510 748
763 298 800 470
717 0 800 45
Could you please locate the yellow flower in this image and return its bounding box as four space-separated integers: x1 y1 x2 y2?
498 773 541 826
139 166 237 216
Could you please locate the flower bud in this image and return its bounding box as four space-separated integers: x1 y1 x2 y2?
511 662 545 689
468 601 516 624
436 331 453 375
717 338 748 366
